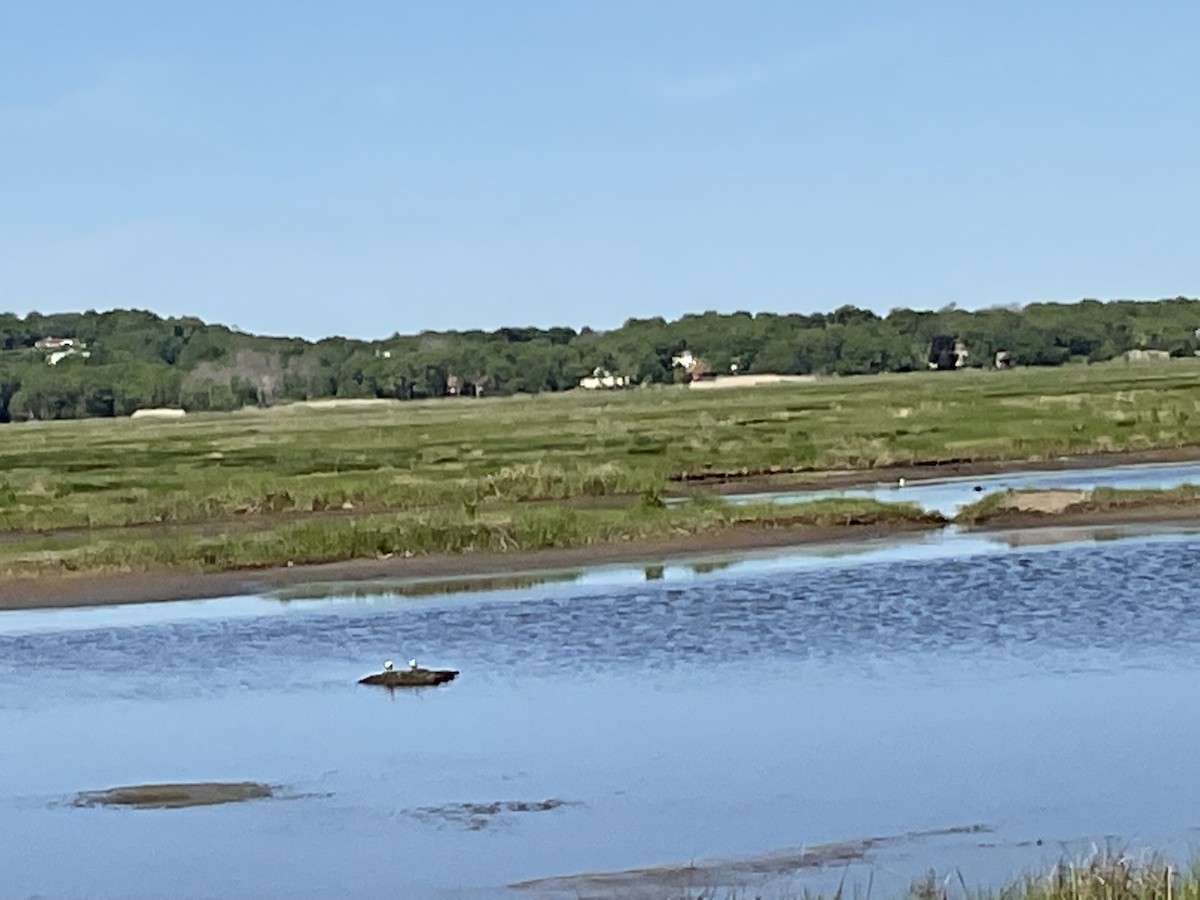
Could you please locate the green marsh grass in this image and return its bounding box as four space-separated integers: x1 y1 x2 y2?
3 358 1200 574
914 847 1195 900
2 358 1199 533
0 498 943 577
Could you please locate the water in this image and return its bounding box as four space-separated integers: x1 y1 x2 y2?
5 520 1200 898
711 459 1200 515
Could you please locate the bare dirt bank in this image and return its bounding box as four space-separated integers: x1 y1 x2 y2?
963 502 1200 532
0 520 940 611
511 824 990 895
5 497 1200 615
73 782 274 810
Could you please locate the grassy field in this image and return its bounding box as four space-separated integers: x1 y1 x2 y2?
2 499 943 577
2 358 1199 576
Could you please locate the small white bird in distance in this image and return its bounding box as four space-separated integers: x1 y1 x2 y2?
408 658 418 670
383 660 394 671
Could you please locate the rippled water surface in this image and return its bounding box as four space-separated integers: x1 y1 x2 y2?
6 530 1200 898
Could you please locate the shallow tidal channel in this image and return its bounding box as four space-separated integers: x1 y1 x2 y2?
5 517 1200 897
713 458 1200 515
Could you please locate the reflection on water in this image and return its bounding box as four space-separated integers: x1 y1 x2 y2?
283 526 1187 607
988 525 1140 548
274 570 584 602
275 559 739 605
9 536 1197 690
5 529 1200 897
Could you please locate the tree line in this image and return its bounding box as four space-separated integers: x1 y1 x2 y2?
1 298 1198 422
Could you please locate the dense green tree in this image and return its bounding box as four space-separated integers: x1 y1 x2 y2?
2 297 1200 422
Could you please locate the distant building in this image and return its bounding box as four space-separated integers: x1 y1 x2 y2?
671 350 712 381
34 337 77 352
1126 349 1170 362
446 374 493 397
578 367 630 390
33 336 90 365
671 350 698 371
130 408 187 420
928 335 968 370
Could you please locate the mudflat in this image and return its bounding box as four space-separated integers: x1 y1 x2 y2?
73 781 274 810
510 824 991 895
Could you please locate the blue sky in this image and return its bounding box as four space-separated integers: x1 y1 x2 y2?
2 1 1197 340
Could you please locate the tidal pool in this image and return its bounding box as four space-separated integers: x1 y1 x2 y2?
710 458 1200 515
5 527 1200 898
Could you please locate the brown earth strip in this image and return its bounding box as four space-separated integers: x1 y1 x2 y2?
0 520 940 611
964 504 1200 532
73 781 274 810
510 824 990 895
5 498 1200 613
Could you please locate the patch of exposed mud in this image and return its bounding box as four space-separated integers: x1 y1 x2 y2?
411 798 571 830
995 489 1089 514
510 823 990 895
73 781 274 810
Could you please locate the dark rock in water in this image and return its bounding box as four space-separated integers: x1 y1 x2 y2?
74 781 273 809
410 798 571 830
358 667 459 687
